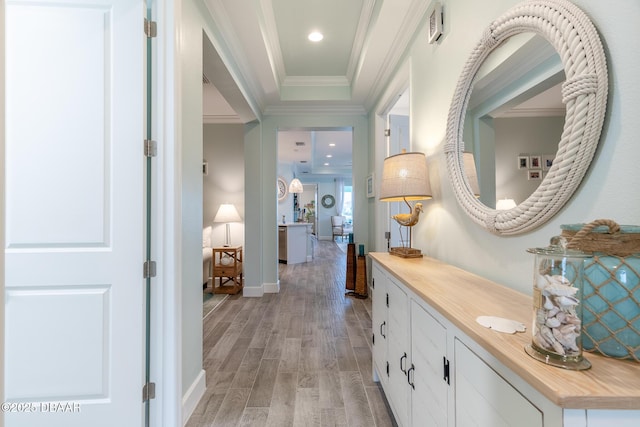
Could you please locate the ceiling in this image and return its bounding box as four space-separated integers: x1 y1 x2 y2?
200 2 560 176
201 0 429 177
202 0 429 116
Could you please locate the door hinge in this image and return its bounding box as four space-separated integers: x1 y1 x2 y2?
144 139 157 157
384 129 391 137
143 382 156 401
443 357 450 385
144 18 157 38
143 260 157 278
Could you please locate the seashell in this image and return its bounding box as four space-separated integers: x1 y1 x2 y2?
564 314 581 325
552 327 579 353
543 296 555 310
542 282 578 297
542 274 571 285
552 340 566 355
555 311 566 324
545 317 561 328
540 325 556 345
559 323 578 334
533 333 550 350
556 295 579 307
534 331 553 350
547 306 560 317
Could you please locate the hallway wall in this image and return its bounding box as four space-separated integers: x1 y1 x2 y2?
397 0 640 295
203 124 245 247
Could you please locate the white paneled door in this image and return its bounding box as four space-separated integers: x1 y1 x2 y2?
5 1 145 426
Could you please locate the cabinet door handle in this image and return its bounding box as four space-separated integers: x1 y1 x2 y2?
380 321 386 339
400 352 407 374
407 364 415 390
443 357 450 385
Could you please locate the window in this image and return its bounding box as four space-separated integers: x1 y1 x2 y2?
343 185 353 224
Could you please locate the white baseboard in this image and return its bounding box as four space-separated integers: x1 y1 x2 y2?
242 284 264 297
182 369 206 426
264 281 279 293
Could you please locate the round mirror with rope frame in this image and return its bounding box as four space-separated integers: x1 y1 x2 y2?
445 0 608 235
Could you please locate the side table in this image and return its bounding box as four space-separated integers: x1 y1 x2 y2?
212 245 243 295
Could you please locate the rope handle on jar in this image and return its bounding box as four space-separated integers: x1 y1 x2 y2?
566 219 621 249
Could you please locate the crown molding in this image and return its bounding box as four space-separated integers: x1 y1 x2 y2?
203 115 244 124
363 0 430 110
263 104 367 116
282 76 350 87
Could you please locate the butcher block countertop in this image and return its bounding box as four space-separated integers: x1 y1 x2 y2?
369 252 640 410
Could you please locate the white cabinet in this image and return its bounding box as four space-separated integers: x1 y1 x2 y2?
455 339 543 427
371 264 410 426
370 257 557 427
387 277 410 427
410 300 448 427
371 264 388 388
370 253 640 427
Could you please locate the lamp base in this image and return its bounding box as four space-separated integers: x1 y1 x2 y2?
389 247 423 258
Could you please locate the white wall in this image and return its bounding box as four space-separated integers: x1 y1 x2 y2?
204 124 245 247
494 116 563 205
405 0 640 295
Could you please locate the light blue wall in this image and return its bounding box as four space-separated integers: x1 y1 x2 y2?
180 0 204 396
404 0 640 295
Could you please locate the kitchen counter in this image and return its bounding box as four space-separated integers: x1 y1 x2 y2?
278 223 312 264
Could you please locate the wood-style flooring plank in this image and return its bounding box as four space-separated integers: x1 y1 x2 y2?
339 371 376 427
365 385 397 427
265 372 297 427
211 388 251 427
188 240 396 427
246 359 279 407
239 407 269 427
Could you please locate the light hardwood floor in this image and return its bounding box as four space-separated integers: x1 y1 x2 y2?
186 240 396 427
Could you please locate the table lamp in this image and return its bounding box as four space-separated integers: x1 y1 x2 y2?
380 150 431 258
213 203 242 247
496 198 517 210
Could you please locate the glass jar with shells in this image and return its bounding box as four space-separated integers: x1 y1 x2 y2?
525 237 592 370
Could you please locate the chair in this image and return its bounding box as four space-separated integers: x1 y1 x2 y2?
331 216 345 241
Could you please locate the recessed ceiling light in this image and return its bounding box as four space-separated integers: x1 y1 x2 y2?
308 31 323 42
324 163 330 166
329 143 336 147
326 154 332 158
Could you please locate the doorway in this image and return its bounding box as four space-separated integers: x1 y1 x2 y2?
277 128 353 241
386 88 411 248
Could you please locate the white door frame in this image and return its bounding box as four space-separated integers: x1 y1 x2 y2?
148 0 181 425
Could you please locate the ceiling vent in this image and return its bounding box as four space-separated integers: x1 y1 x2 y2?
295 141 305 146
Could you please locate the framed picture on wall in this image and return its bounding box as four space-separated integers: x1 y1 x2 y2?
543 154 554 170
529 155 542 169
528 170 542 180
517 155 529 170
366 173 375 198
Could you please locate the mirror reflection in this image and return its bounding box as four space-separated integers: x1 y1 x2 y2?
463 33 565 209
